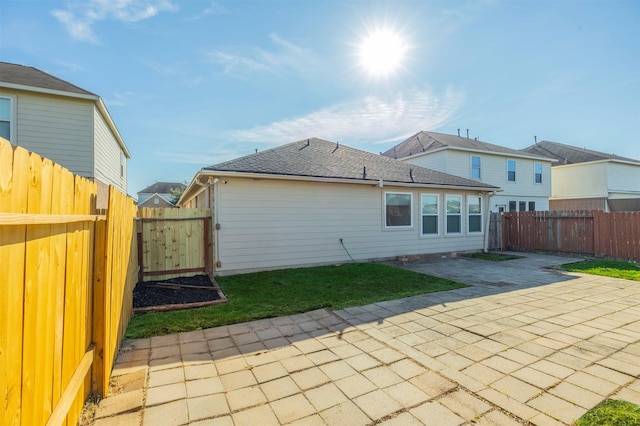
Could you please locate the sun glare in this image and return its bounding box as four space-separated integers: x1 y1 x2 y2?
358 27 408 78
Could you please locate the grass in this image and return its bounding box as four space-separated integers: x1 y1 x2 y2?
468 252 522 261
560 259 640 281
577 399 640 426
125 262 466 339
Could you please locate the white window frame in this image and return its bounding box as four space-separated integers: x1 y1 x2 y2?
534 162 542 184
445 194 462 235
0 95 15 143
507 159 516 182
467 196 482 234
470 155 481 180
384 192 413 229
420 193 440 236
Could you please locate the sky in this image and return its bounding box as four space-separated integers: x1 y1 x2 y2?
1 0 639 198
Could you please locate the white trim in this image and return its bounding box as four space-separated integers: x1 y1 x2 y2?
445 194 463 235
398 145 556 163
420 193 440 237
384 191 413 229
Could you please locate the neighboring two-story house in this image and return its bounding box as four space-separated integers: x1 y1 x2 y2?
382 131 555 212
523 140 640 212
0 62 130 207
137 182 185 208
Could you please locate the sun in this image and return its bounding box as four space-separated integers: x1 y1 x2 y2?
357 27 408 78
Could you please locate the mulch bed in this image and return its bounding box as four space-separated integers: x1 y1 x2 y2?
133 275 226 313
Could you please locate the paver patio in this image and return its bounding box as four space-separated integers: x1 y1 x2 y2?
94 253 640 425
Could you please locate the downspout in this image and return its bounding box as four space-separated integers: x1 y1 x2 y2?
212 178 221 270
483 191 497 253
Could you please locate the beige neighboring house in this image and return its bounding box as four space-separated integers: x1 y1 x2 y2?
179 138 498 275
0 62 130 207
137 182 185 208
523 140 640 211
382 131 555 212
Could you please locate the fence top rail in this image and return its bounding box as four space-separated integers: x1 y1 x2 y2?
136 216 212 222
0 212 106 225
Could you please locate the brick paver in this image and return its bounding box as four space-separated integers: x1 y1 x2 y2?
95 253 640 425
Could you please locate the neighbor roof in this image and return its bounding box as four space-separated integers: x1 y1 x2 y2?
138 182 185 195
522 140 640 166
0 62 96 96
382 131 553 161
203 138 499 190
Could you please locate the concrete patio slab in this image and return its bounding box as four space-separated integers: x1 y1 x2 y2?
94 252 640 425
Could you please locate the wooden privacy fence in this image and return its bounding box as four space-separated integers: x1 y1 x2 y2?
0 138 138 426
503 210 640 262
137 207 212 282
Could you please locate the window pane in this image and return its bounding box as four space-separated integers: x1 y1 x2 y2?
0 98 10 120
468 197 481 214
446 215 461 233
509 201 516 212
507 160 516 181
528 201 536 211
386 193 411 227
469 215 482 232
421 195 438 214
0 122 9 140
519 201 526 211
471 156 481 179
446 197 460 214
422 216 438 234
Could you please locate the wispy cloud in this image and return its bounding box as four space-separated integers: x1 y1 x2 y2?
188 1 226 20
204 33 316 76
52 0 179 43
226 87 464 148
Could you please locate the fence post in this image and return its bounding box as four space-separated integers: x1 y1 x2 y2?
92 217 107 397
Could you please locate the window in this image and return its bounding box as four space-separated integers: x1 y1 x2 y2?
471 156 481 179
0 97 11 142
385 192 412 227
509 201 516 212
153 198 159 205
120 152 125 177
528 201 536 211
534 163 542 184
446 195 462 234
519 201 526 212
421 194 439 235
468 196 482 233
507 159 516 182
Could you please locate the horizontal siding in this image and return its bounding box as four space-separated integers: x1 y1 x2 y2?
552 163 608 198
607 163 640 193
13 92 94 177
94 106 126 193
215 178 486 274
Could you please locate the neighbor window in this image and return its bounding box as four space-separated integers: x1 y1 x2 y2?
446 195 462 234
509 201 517 212
421 194 439 235
471 156 481 179
528 201 536 211
534 163 542 184
385 192 412 227
519 201 526 212
507 159 516 182
468 196 482 233
0 97 11 142
120 152 125 177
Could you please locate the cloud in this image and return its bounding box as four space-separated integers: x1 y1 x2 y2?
226 87 464 148
204 33 316 76
189 1 226 20
52 0 179 43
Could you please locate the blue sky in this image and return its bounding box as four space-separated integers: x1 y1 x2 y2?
1 0 639 197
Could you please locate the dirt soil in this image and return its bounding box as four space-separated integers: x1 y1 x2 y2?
133 275 221 308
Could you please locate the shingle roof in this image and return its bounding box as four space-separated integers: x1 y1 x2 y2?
382 131 551 160
0 62 96 96
522 140 640 166
204 138 498 189
138 182 185 195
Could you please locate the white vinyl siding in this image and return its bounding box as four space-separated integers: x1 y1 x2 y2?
214 178 485 275
13 92 94 178
94 106 126 193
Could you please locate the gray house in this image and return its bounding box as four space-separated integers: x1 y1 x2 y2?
0 62 130 207
179 138 498 275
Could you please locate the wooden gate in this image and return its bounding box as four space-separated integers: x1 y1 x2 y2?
137 208 213 282
488 212 503 250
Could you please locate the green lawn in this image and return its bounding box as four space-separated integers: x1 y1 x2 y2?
560 259 640 281
577 399 640 426
125 262 466 338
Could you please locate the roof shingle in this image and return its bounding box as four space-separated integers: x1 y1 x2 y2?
205 138 498 189
0 62 95 96
522 140 640 166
